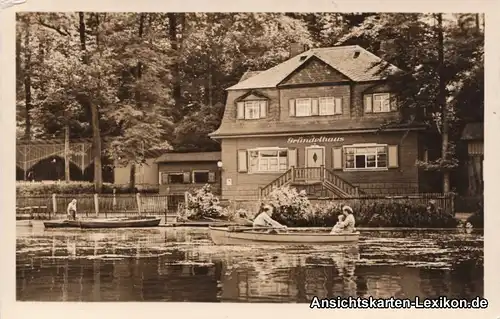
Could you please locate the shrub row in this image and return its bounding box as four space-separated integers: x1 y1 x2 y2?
16 181 159 196
182 185 460 228
466 208 484 228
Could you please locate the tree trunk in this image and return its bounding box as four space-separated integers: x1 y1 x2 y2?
167 13 185 122
437 14 450 193
79 12 102 193
23 20 32 140
128 13 146 190
64 124 70 182
129 164 136 191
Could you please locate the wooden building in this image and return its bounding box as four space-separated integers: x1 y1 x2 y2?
156 152 222 195
210 45 438 201
461 122 484 196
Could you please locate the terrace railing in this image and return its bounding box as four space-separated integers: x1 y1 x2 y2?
259 166 361 199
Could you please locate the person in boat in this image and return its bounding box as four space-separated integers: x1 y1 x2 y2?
232 210 254 227
340 205 356 233
330 215 345 234
67 199 77 220
253 204 287 232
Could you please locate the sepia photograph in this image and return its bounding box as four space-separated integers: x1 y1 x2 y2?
2 2 495 316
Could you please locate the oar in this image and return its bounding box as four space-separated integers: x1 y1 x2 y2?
228 226 288 233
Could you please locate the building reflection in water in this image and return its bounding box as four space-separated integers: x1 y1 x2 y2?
217 244 361 302
16 228 484 302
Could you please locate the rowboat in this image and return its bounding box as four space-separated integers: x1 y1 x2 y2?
78 216 161 229
209 226 360 245
43 220 81 228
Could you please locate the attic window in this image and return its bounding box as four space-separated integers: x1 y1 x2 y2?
353 50 360 58
299 55 308 61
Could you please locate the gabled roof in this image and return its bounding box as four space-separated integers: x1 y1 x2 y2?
461 122 483 141
227 45 402 91
239 70 262 82
155 152 221 163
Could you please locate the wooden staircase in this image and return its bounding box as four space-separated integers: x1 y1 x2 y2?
259 166 363 199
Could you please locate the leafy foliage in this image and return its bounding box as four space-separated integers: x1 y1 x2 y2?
184 184 227 220
266 186 458 228
16 13 483 193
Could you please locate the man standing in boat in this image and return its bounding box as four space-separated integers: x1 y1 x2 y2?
253 204 287 231
67 199 77 220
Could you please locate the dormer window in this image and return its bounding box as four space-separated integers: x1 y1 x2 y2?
289 97 343 117
364 93 397 113
236 100 268 120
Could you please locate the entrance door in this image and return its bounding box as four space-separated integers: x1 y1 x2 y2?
305 146 325 181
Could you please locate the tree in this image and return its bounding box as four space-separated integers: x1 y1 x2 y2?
336 13 483 193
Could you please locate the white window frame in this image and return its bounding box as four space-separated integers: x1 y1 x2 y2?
164 172 186 184
192 170 211 184
343 144 389 171
244 101 261 119
372 93 391 113
318 97 335 116
295 98 312 117
248 147 289 173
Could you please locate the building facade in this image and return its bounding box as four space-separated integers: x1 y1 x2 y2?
156 152 222 195
210 45 434 201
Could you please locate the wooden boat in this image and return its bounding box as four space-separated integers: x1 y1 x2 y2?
78 216 161 229
43 220 81 228
209 226 360 245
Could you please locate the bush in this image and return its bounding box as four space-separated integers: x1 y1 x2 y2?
267 185 312 226
466 207 484 228
16 181 159 196
266 186 459 228
184 184 227 220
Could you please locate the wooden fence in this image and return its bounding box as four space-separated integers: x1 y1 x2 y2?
16 193 186 220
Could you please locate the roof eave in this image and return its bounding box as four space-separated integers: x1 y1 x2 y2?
209 126 428 139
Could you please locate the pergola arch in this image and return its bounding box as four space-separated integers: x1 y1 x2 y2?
17 139 93 180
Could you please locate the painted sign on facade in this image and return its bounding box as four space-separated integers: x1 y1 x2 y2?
287 136 345 144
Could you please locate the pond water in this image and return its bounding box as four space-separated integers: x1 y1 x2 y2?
16 226 483 302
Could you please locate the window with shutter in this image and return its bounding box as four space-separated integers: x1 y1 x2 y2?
311 99 319 116
160 172 169 185
343 144 389 170
166 173 184 184
247 148 289 173
237 150 248 173
334 97 343 114
287 148 297 168
295 98 312 117
236 102 245 119
364 93 395 113
182 172 191 183
318 97 334 115
193 171 210 183
289 99 296 117
364 95 373 113
237 100 268 119
259 100 267 118
388 145 399 168
390 94 398 111
332 147 343 170
208 171 216 183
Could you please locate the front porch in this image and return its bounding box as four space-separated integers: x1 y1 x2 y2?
259 166 363 199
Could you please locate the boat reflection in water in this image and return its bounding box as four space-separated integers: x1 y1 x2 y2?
16 227 483 302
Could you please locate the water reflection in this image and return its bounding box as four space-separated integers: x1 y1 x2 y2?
16 227 483 302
